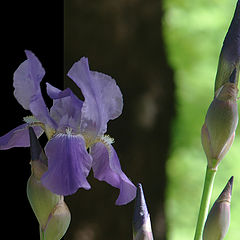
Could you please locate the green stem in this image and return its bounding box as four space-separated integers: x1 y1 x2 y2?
194 166 217 240
39 226 44 240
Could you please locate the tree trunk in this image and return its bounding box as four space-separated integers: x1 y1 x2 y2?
64 1 175 239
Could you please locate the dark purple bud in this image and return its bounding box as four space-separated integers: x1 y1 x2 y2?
133 183 154 240
203 177 233 240
215 0 240 93
29 127 47 164
28 127 48 179
29 127 42 161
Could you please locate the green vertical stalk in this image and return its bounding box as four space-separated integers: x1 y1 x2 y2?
194 166 217 240
39 226 44 240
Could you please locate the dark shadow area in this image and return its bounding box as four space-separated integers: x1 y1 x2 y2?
0 0 63 239
64 1 175 239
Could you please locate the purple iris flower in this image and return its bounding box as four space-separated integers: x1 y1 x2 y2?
0 50 136 205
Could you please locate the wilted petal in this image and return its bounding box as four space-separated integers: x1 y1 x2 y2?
67 57 123 138
13 50 56 128
91 142 136 205
41 133 92 195
0 124 43 150
46 83 83 131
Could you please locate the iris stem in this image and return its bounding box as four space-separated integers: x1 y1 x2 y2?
194 166 217 240
39 226 44 240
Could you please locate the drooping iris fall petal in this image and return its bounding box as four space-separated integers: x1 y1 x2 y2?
41 133 92 195
91 142 136 205
0 124 43 150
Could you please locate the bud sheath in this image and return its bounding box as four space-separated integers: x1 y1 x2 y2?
203 177 233 240
133 183 154 240
201 83 238 169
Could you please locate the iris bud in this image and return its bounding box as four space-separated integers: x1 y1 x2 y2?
133 183 154 240
214 0 240 93
42 197 71 240
203 176 233 240
201 83 238 169
27 127 71 240
27 170 61 228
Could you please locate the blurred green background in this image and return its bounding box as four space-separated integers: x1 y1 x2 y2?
163 0 240 239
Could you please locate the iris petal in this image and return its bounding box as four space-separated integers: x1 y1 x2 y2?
13 50 56 128
46 83 83 131
0 124 43 150
13 50 45 110
67 57 123 138
91 142 136 205
41 133 92 195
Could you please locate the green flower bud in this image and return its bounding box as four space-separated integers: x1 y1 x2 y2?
201 83 238 169
203 176 233 240
42 197 71 240
27 127 71 239
133 183 154 240
27 172 61 229
27 127 61 227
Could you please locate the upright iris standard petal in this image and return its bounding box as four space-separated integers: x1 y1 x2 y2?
13 50 45 109
13 50 56 128
0 124 43 150
67 58 123 138
46 83 83 131
41 133 92 195
90 71 123 131
91 142 136 205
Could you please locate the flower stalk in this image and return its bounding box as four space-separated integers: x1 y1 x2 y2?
194 166 217 240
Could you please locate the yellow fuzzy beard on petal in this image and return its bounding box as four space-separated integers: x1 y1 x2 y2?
23 115 56 140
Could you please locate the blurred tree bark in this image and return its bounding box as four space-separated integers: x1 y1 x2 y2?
64 0 175 240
